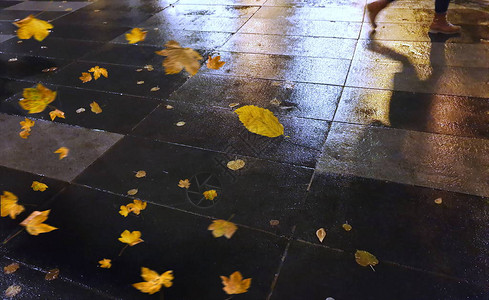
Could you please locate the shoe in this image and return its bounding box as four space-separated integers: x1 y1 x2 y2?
366 0 389 28
429 12 461 34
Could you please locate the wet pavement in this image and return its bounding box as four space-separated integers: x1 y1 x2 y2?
0 0 488 299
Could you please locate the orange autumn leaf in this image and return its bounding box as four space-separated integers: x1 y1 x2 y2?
119 205 130 217
13 15 53 41
127 199 147 215
126 28 147 44
208 219 237 239
20 118 35 131
98 259 111 269
135 170 146 178
49 109 65 121
178 179 190 189
4 263 19 274
20 210 57 235
45 268 59 281
133 267 174 294
1 191 25 219
88 66 108 80
19 84 56 114
203 189 217 200
90 101 102 114
54 147 69 160
118 230 143 246
220 271 251 295
316 228 326 243
155 40 203 76
79 72 92 83
19 130 31 139
207 55 226 70
31 181 48 192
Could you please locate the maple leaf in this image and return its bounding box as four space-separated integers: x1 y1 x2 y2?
207 55 226 70
1 191 25 219
316 228 326 243
133 267 174 294
208 219 237 239
54 147 69 160
79 72 92 83
203 189 218 200
19 84 57 114
135 170 146 178
220 271 251 295
227 159 245 171
4 263 19 274
118 230 143 246
20 118 35 131
126 28 147 44
355 250 379 267
88 66 108 80
98 259 111 269
119 205 130 217
90 101 102 114
234 105 284 138
155 40 203 76
13 15 53 41
31 181 48 192
20 210 57 236
19 130 30 139
127 199 147 215
49 109 65 121
178 179 190 189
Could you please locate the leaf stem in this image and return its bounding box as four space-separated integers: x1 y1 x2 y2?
3 228 25 245
226 214 235 222
118 244 129 256
369 265 376 272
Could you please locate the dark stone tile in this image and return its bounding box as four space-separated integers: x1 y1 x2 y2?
0 78 33 102
0 21 16 35
0 10 69 22
139 14 249 33
155 4 259 18
78 0 174 13
3 184 287 299
0 166 67 241
3 84 160 134
0 53 71 82
52 10 152 27
177 0 266 5
0 257 110 299
169 73 342 120
4 1 91 11
49 24 131 42
294 173 489 289
335 87 489 139
0 37 104 60
271 241 487 300
74 136 313 235
0 1 22 9
132 102 329 167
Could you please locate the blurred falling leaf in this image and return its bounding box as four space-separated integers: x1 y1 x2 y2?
13 15 53 41
227 159 245 171
49 109 65 121
235 105 284 138
206 55 226 70
119 230 143 246
79 72 92 83
4 285 21 298
135 170 146 178
45 268 59 281
19 84 56 114
176 121 185 127
178 179 190 189
203 190 217 200
316 228 326 243
133 267 173 294
20 210 58 235
434 198 442 204
208 219 237 239
4 263 19 274
88 66 108 80
54 147 69 160
220 271 251 295
155 40 203 76
342 223 352 231
127 189 138 195
1 191 25 219
125 28 147 44
98 259 111 269
31 181 48 192
355 250 379 267
90 101 102 114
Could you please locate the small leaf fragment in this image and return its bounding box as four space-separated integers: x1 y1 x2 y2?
227 159 245 171
178 179 190 189
206 55 226 70
49 109 65 121
79 72 92 83
4 263 19 274
434 198 442 204
316 228 326 242
150 86 160 92
90 101 102 114
166 105 174 110
76 108 85 113
229 103 239 108
45 268 59 281
137 81 144 85
342 223 352 231
203 189 218 200
54 147 69 160
176 121 185 127
127 189 138 196
144 65 154 71
98 259 111 269
31 181 48 192
135 170 146 178
208 219 237 239
269 219 280 226
5 285 21 298
355 250 379 267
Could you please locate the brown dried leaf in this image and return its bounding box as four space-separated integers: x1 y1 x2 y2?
227 159 245 171
434 198 442 204
45 268 59 281
316 228 326 243
5 285 21 298
4 263 19 274
127 189 138 196
135 170 146 178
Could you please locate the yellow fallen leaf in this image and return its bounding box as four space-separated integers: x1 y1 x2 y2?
135 170 146 178
166 105 174 110
137 81 144 85
31 181 48 192
45 268 59 281
150 86 160 92
118 230 143 246
355 250 379 267
178 179 190 189
133 267 173 294
5 285 21 298
176 121 185 126
234 105 284 138
208 219 237 239
88 66 108 80
4 263 19 274
207 55 226 70
126 28 147 44
342 223 352 231
90 101 102 114
316 228 326 243
227 159 245 171
434 198 442 204
98 259 111 269
19 130 30 139
1 191 25 219
203 189 217 200
49 109 65 121
127 189 138 195
144 65 154 71
79 72 92 83
220 271 251 295
19 84 57 114
20 118 35 131
20 210 58 235
54 147 69 160
129 199 147 215
13 15 53 41
155 40 203 76
119 205 130 217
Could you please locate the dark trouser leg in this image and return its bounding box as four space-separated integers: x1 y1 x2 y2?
435 0 450 13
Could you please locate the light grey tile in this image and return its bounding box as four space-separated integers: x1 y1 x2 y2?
0 113 122 181
264 0 366 7
5 1 90 11
253 6 364 21
0 34 14 43
317 122 489 197
176 0 266 5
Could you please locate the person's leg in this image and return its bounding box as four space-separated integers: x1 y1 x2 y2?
430 0 461 34
366 0 393 28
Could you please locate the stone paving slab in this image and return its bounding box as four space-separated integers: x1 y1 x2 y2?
5 1 91 12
